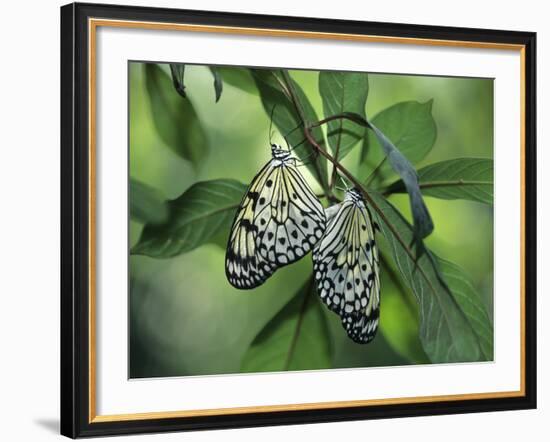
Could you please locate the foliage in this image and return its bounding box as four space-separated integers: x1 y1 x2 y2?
130 62 494 375
145 64 208 168
385 158 493 204
132 179 247 258
241 280 332 372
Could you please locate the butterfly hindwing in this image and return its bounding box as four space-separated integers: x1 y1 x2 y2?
313 189 380 343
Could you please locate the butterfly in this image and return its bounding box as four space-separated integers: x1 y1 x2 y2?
313 188 380 344
225 143 326 289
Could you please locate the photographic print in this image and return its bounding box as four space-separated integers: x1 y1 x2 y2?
61 5 536 436
128 62 494 378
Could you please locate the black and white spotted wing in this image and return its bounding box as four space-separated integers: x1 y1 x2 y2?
313 188 380 343
225 144 326 289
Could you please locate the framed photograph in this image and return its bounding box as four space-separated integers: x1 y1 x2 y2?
60 2 537 438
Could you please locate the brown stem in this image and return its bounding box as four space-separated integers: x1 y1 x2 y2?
301 124 423 268
310 113 371 129
279 80 423 268
280 70 332 197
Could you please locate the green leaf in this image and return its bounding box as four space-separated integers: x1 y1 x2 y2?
215 67 257 94
437 258 493 360
132 179 247 258
369 192 483 363
169 63 186 98
129 179 168 225
361 100 437 183
329 111 433 239
379 254 430 364
144 63 208 167
385 158 493 205
209 66 223 102
251 69 328 191
368 121 434 238
241 280 332 372
319 71 369 160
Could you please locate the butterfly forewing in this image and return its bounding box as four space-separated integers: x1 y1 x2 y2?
313 189 380 343
225 163 275 289
226 147 326 289
255 165 325 265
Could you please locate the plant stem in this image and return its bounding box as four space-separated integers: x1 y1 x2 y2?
279 84 425 268
310 112 371 129
279 70 332 198
301 119 424 267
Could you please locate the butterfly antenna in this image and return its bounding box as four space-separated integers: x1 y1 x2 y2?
339 175 350 190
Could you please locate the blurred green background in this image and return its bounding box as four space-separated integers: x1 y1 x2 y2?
129 62 493 378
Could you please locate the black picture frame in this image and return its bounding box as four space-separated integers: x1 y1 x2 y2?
61 2 537 438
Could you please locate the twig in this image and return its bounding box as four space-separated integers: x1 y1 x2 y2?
277 78 426 269
310 113 371 129
279 70 332 198
302 118 424 267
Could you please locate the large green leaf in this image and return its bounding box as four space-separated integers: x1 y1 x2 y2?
132 179 247 258
361 100 436 184
251 69 328 191
144 63 208 168
369 192 485 362
319 71 369 160
437 258 493 360
386 158 493 205
215 67 257 94
379 254 430 364
241 280 332 372
368 120 434 238
129 179 168 225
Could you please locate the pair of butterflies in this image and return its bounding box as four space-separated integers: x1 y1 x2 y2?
225 142 380 344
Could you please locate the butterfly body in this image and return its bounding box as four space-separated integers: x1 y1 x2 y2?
313 188 380 344
226 143 326 289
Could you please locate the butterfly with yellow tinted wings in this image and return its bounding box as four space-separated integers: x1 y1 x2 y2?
226 143 326 289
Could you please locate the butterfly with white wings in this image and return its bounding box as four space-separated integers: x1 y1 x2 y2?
225 142 326 289
313 188 381 344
